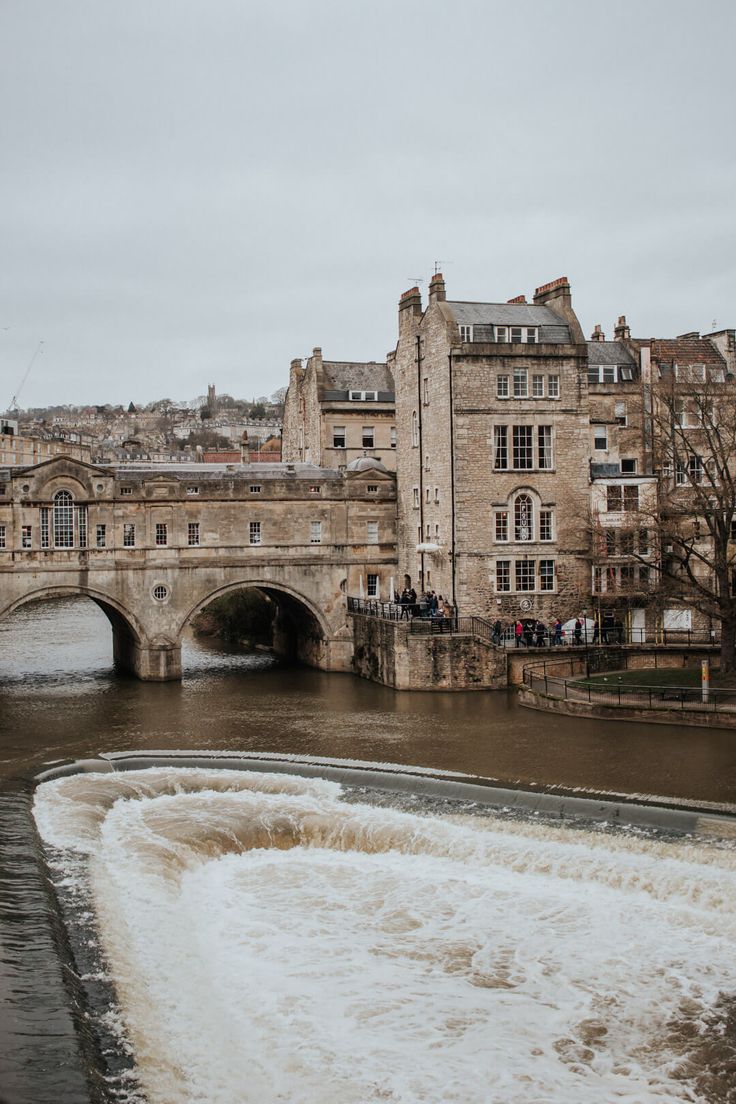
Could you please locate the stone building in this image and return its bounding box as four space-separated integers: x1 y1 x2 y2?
392 273 592 623
282 347 396 471
585 320 656 636
0 418 93 465
586 325 733 639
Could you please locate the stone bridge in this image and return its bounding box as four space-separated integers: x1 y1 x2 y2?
0 456 398 679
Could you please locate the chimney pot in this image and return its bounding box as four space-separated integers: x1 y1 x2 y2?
428 272 446 303
614 315 631 340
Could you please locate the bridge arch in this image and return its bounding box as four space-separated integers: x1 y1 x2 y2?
180 578 334 668
0 585 146 677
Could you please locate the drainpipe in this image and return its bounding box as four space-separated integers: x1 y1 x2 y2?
448 349 457 613
416 334 425 590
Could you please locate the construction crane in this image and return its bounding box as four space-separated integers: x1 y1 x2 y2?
9 340 44 411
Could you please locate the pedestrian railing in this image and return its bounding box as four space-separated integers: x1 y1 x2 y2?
409 615 496 642
347 598 497 643
347 599 719 650
522 655 735 715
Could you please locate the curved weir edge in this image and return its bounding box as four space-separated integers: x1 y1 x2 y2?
36 752 736 839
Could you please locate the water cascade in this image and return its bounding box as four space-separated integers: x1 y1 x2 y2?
34 768 736 1104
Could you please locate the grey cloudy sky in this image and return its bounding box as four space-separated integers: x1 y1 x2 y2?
1 0 734 409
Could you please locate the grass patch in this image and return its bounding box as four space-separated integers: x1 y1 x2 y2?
575 666 736 689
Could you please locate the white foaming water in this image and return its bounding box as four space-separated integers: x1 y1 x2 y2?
34 768 736 1104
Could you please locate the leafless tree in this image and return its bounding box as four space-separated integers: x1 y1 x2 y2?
647 365 736 670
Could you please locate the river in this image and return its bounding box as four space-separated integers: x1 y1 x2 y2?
2 597 736 1103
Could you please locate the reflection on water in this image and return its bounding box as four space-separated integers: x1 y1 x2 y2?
34 768 736 1104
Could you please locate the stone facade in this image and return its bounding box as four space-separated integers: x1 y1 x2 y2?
0 428 92 466
282 347 397 471
393 274 592 625
351 614 507 690
0 455 398 679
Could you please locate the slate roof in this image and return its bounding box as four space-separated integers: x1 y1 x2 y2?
321 361 395 394
586 341 637 366
446 301 571 343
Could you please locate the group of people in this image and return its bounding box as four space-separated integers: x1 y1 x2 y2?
491 617 589 648
397 588 454 622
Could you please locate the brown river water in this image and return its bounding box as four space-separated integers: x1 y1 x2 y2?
2 596 736 1103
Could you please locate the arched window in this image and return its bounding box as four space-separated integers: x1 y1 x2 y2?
514 494 533 541
53 489 74 547
411 411 419 447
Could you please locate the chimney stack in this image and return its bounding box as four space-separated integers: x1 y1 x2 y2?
507 294 527 304
428 272 446 303
398 286 423 332
614 315 631 341
532 276 585 343
590 324 605 342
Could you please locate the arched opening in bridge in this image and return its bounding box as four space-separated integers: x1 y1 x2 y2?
0 595 128 684
185 584 328 673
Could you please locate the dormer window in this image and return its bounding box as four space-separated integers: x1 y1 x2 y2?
588 365 618 384
496 326 537 343
349 390 378 401
459 325 473 342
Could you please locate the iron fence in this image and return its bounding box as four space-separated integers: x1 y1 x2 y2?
347 598 720 652
347 597 496 641
522 655 735 715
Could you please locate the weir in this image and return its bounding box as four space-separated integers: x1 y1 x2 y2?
30 755 736 1104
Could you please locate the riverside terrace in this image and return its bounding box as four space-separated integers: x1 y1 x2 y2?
347 598 718 648
347 599 721 695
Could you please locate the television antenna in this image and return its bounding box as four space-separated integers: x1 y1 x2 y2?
9 340 44 411
407 277 424 287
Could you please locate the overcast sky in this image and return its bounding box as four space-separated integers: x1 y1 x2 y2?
1 0 734 409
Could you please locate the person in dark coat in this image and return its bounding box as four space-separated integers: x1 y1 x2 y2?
535 620 546 647
524 620 534 647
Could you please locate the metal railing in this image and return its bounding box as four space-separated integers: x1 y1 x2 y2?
522 654 736 715
347 599 720 651
409 615 496 641
501 626 719 648
347 597 496 643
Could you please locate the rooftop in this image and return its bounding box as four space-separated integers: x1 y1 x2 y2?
586 341 637 366
321 360 395 395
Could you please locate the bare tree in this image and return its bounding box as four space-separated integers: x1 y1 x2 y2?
647 364 736 670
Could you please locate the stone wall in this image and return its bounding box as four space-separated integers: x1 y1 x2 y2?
351 614 507 691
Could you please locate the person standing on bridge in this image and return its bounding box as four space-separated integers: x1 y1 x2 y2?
399 589 411 620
